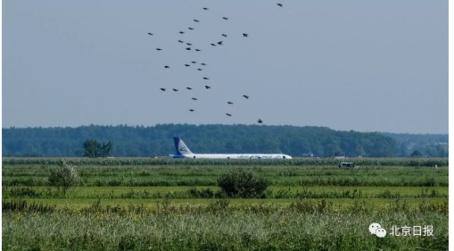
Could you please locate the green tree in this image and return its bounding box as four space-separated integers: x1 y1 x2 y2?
217 170 269 198
99 141 113 157
48 160 80 195
83 139 112 157
83 139 98 157
8 124 443 157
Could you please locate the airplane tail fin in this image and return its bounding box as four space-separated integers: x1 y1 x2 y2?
173 137 193 156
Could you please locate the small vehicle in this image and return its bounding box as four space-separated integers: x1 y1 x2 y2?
338 161 355 168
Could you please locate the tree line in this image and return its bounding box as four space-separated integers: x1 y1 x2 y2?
2 124 448 157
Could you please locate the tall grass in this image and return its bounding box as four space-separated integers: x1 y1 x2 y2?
4 186 447 200
3 207 448 251
2 158 448 250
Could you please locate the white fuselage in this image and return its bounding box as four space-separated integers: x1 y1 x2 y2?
179 153 292 159
171 137 292 160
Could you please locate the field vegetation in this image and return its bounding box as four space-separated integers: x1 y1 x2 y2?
2 158 448 250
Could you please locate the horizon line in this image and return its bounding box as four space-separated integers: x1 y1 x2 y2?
2 123 449 136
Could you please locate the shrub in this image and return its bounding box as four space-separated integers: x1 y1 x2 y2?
217 170 269 198
48 160 80 195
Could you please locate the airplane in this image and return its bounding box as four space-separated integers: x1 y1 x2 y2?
171 137 292 159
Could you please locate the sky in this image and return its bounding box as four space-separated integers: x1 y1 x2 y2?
3 0 448 133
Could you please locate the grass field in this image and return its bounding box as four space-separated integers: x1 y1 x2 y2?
2 158 448 250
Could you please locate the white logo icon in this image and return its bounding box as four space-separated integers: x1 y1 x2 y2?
369 223 387 238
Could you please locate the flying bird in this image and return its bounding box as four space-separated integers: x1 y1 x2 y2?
172 88 179 92
195 49 201 52
226 113 232 117
185 64 191 67
204 85 211 89
156 48 163 51
189 109 195 112
217 41 223 45
242 33 249 37
186 42 192 46
179 31 185 34
242 95 249 99
227 101 234 105
258 119 263 124
147 33 153 36
203 7 209 10
192 97 198 101
222 17 229 20
193 19 200 23
210 43 216 46
203 77 209 80
191 61 197 64
201 63 207 66
164 65 170 69
277 3 283 7
186 47 192 51
178 40 184 43
186 87 193 90
197 68 202 71
222 34 228 37
160 88 166 92
188 27 194 30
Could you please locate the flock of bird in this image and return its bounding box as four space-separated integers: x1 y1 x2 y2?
148 2 284 124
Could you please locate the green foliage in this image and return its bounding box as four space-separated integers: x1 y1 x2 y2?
217 170 269 198
385 132 448 157
188 187 220 198
3 208 448 251
3 200 55 213
3 161 448 188
83 139 97 157
83 139 112 157
1 124 419 157
206 199 230 212
2 157 449 168
2 159 449 250
411 150 423 157
48 160 80 195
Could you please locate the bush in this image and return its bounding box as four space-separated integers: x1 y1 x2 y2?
217 170 269 198
48 160 80 195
